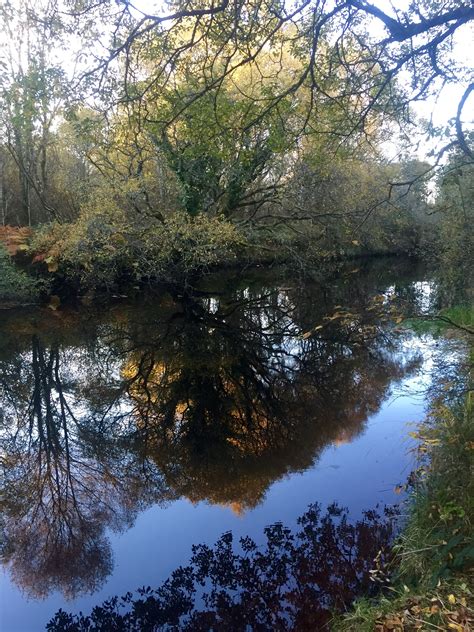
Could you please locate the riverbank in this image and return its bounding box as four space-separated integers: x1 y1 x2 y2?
335 354 474 631
0 217 419 307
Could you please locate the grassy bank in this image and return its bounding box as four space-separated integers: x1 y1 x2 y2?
335 356 474 631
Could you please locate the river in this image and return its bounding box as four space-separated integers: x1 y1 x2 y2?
0 257 463 630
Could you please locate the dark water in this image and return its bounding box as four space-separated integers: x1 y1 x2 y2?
0 259 453 630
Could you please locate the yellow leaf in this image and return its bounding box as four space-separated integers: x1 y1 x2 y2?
448 594 456 604
45 256 59 272
383 616 403 629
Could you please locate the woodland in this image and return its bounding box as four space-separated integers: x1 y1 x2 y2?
0 0 472 300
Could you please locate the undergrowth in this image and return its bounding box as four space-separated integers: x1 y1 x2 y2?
30 206 243 291
0 244 40 304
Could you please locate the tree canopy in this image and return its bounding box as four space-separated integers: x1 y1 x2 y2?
0 0 472 290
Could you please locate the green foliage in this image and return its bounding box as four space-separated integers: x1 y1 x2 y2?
144 68 295 218
136 211 242 280
1 0 472 292
0 245 39 303
397 398 474 585
405 306 474 336
426 152 474 304
31 201 243 290
282 156 431 259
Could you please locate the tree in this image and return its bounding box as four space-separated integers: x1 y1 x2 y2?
66 0 473 159
0 0 69 223
431 144 474 303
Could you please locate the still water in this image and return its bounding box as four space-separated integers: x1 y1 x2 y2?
0 259 454 630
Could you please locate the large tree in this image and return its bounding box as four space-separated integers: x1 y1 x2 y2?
65 0 473 158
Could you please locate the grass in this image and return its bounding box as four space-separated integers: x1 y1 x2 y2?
405 307 474 337
334 356 474 631
337 579 472 631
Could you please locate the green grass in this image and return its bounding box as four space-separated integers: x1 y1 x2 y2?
336 578 472 631
405 306 474 336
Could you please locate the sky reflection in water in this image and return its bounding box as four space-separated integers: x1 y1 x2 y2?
0 260 448 631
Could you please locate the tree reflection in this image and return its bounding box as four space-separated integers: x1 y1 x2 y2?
0 267 421 599
47 502 398 631
122 289 417 511
0 336 174 598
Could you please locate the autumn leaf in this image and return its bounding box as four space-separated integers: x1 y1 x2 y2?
45 256 59 273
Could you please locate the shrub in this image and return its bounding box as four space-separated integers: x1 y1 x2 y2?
0 244 40 303
31 205 242 291
137 212 242 282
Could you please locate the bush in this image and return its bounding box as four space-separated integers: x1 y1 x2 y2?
31 204 243 291
0 245 40 304
137 211 242 281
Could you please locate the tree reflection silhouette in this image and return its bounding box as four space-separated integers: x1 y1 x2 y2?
0 336 174 598
47 502 398 631
0 270 420 599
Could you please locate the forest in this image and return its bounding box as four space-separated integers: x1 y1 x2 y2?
0 1 473 631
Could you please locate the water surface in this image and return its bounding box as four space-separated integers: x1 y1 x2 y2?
0 259 447 630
